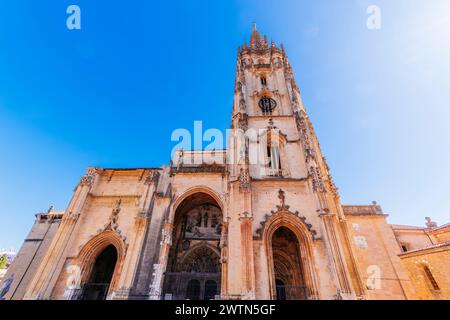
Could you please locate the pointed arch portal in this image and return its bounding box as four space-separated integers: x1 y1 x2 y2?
74 230 126 300
81 245 118 300
262 211 320 300
272 227 306 300
163 192 223 300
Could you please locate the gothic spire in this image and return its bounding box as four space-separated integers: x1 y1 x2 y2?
249 22 266 49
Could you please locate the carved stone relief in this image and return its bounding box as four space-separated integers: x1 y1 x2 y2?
183 205 222 240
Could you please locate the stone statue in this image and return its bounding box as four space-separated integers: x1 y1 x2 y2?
425 217 438 228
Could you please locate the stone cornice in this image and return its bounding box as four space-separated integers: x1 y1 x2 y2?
345 213 389 218
251 177 309 183
245 114 295 121
429 223 450 235
342 204 384 215
102 167 162 171
170 165 226 175
88 194 141 199
398 242 450 258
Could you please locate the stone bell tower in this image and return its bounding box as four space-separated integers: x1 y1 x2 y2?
225 24 364 300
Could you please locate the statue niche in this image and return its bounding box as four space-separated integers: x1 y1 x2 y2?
184 205 222 240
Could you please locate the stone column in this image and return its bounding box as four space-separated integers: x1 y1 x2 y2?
319 211 354 298
239 211 256 299
219 217 230 298
148 222 173 300
336 205 366 299
111 212 147 300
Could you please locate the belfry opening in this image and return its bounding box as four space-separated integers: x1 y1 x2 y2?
163 192 223 300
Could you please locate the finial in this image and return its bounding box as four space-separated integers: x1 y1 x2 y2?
250 22 264 49
278 189 285 207
425 217 438 228
112 199 122 215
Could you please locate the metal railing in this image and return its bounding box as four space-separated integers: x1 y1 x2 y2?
275 285 308 300
266 168 289 177
172 150 227 166
79 283 110 300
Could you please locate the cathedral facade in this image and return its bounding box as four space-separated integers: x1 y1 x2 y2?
2 27 449 301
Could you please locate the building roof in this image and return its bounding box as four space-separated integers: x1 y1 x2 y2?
399 241 450 257
342 203 385 216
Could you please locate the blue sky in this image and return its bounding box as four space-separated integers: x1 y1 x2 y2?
0 0 449 249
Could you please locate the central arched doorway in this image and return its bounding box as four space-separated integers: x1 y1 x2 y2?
81 245 118 300
163 192 223 300
272 227 307 300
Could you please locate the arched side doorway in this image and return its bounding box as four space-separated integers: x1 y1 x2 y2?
263 212 320 300
272 227 306 300
81 245 118 300
163 192 223 300
73 230 126 300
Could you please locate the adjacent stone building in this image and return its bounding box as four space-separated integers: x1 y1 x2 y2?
0 210 63 299
1 26 449 300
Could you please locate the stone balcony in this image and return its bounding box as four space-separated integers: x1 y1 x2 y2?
170 150 227 175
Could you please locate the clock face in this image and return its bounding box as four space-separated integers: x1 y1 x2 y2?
259 96 277 113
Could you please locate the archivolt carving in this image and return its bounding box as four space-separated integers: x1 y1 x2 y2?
78 167 100 188
294 111 316 162
309 166 325 193
87 199 128 249
255 189 318 240
171 186 225 219
73 230 127 294
178 245 221 274
272 250 297 285
144 170 160 185
239 168 251 192
260 207 321 299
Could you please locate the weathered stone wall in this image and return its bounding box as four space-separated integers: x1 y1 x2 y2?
344 212 416 300
400 244 450 300
48 168 157 299
1 213 62 300
392 226 435 251
431 225 450 244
